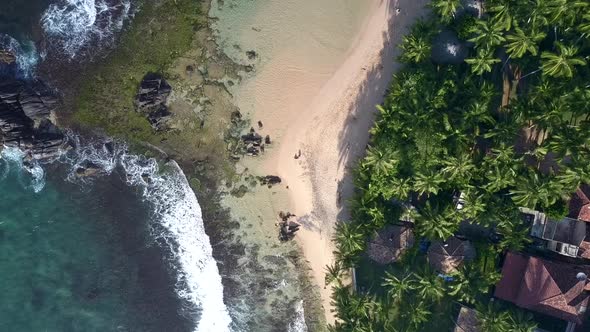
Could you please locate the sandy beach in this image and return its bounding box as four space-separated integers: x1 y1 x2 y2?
212 0 430 325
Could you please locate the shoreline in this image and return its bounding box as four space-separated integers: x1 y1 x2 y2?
244 0 430 322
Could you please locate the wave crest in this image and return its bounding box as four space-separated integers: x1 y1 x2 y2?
65 138 232 332
41 0 131 58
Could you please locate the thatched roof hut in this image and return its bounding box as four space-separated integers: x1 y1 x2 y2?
453 306 480 332
428 237 476 274
367 224 414 265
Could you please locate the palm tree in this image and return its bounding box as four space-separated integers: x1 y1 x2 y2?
579 13 590 38
382 271 416 301
325 262 344 287
403 300 432 330
546 0 588 28
333 223 366 266
413 271 445 302
400 34 432 64
510 172 561 209
416 202 459 241
431 0 461 23
540 42 587 78
526 0 550 28
547 126 589 160
413 171 445 197
364 146 398 175
476 302 511 332
466 49 500 75
509 309 537 332
504 27 546 58
487 1 518 31
389 176 412 200
461 190 487 220
441 153 476 184
449 265 499 304
468 20 506 50
461 101 495 137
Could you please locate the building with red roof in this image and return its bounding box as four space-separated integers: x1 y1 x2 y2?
494 252 590 327
569 185 590 223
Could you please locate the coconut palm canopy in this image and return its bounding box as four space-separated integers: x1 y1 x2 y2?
367 225 415 265
428 236 476 274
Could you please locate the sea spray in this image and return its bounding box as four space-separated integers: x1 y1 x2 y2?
64 139 232 331
0 147 46 193
288 300 308 332
0 34 39 78
41 0 131 58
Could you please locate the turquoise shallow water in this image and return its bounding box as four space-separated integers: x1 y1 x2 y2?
0 155 192 332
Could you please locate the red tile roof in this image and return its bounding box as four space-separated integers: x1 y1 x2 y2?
495 252 590 325
569 186 590 222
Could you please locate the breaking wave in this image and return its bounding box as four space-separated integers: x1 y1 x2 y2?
41 0 131 58
0 34 39 78
288 300 308 332
64 138 232 332
0 147 46 193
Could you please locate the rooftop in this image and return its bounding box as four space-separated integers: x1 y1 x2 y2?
494 252 590 325
427 237 476 274
367 224 414 265
453 305 480 332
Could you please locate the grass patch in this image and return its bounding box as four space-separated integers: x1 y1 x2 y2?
73 0 204 144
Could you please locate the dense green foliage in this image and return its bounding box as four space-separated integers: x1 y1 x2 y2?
74 0 204 141
328 0 590 330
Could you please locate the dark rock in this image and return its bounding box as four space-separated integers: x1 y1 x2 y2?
246 50 257 60
135 73 173 130
0 50 15 65
257 120 263 129
75 160 102 177
0 79 66 161
231 110 242 122
279 220 300 241
242 132 263 145
265 135 271 144
260 175 281 186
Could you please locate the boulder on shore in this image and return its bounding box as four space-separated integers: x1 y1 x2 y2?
134 73 173 130
0 79 67 161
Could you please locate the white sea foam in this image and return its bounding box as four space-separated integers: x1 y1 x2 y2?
41 0 131 58
0 146 46 193
288 300 308 332
66 140 232 331
0 34 39 78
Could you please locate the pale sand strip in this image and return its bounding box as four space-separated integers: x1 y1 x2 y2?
257 0 431 323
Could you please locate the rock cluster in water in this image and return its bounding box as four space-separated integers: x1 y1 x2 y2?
0 79 67 160
0 50 15 65
135 73 172 131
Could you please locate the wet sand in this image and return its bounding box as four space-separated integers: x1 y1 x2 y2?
211 0 430 324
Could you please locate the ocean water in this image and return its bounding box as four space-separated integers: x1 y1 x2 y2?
0 141 232 332
0 149 192 331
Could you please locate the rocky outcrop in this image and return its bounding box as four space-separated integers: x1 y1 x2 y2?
0 50 15 65
135 73 173 131
0 80 67 161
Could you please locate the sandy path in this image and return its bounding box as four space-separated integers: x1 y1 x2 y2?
252 0 431 323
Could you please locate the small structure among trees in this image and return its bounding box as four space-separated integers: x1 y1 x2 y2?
427 236 476 274
367 224 414 265
453 305 480 332
522 206 588 258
